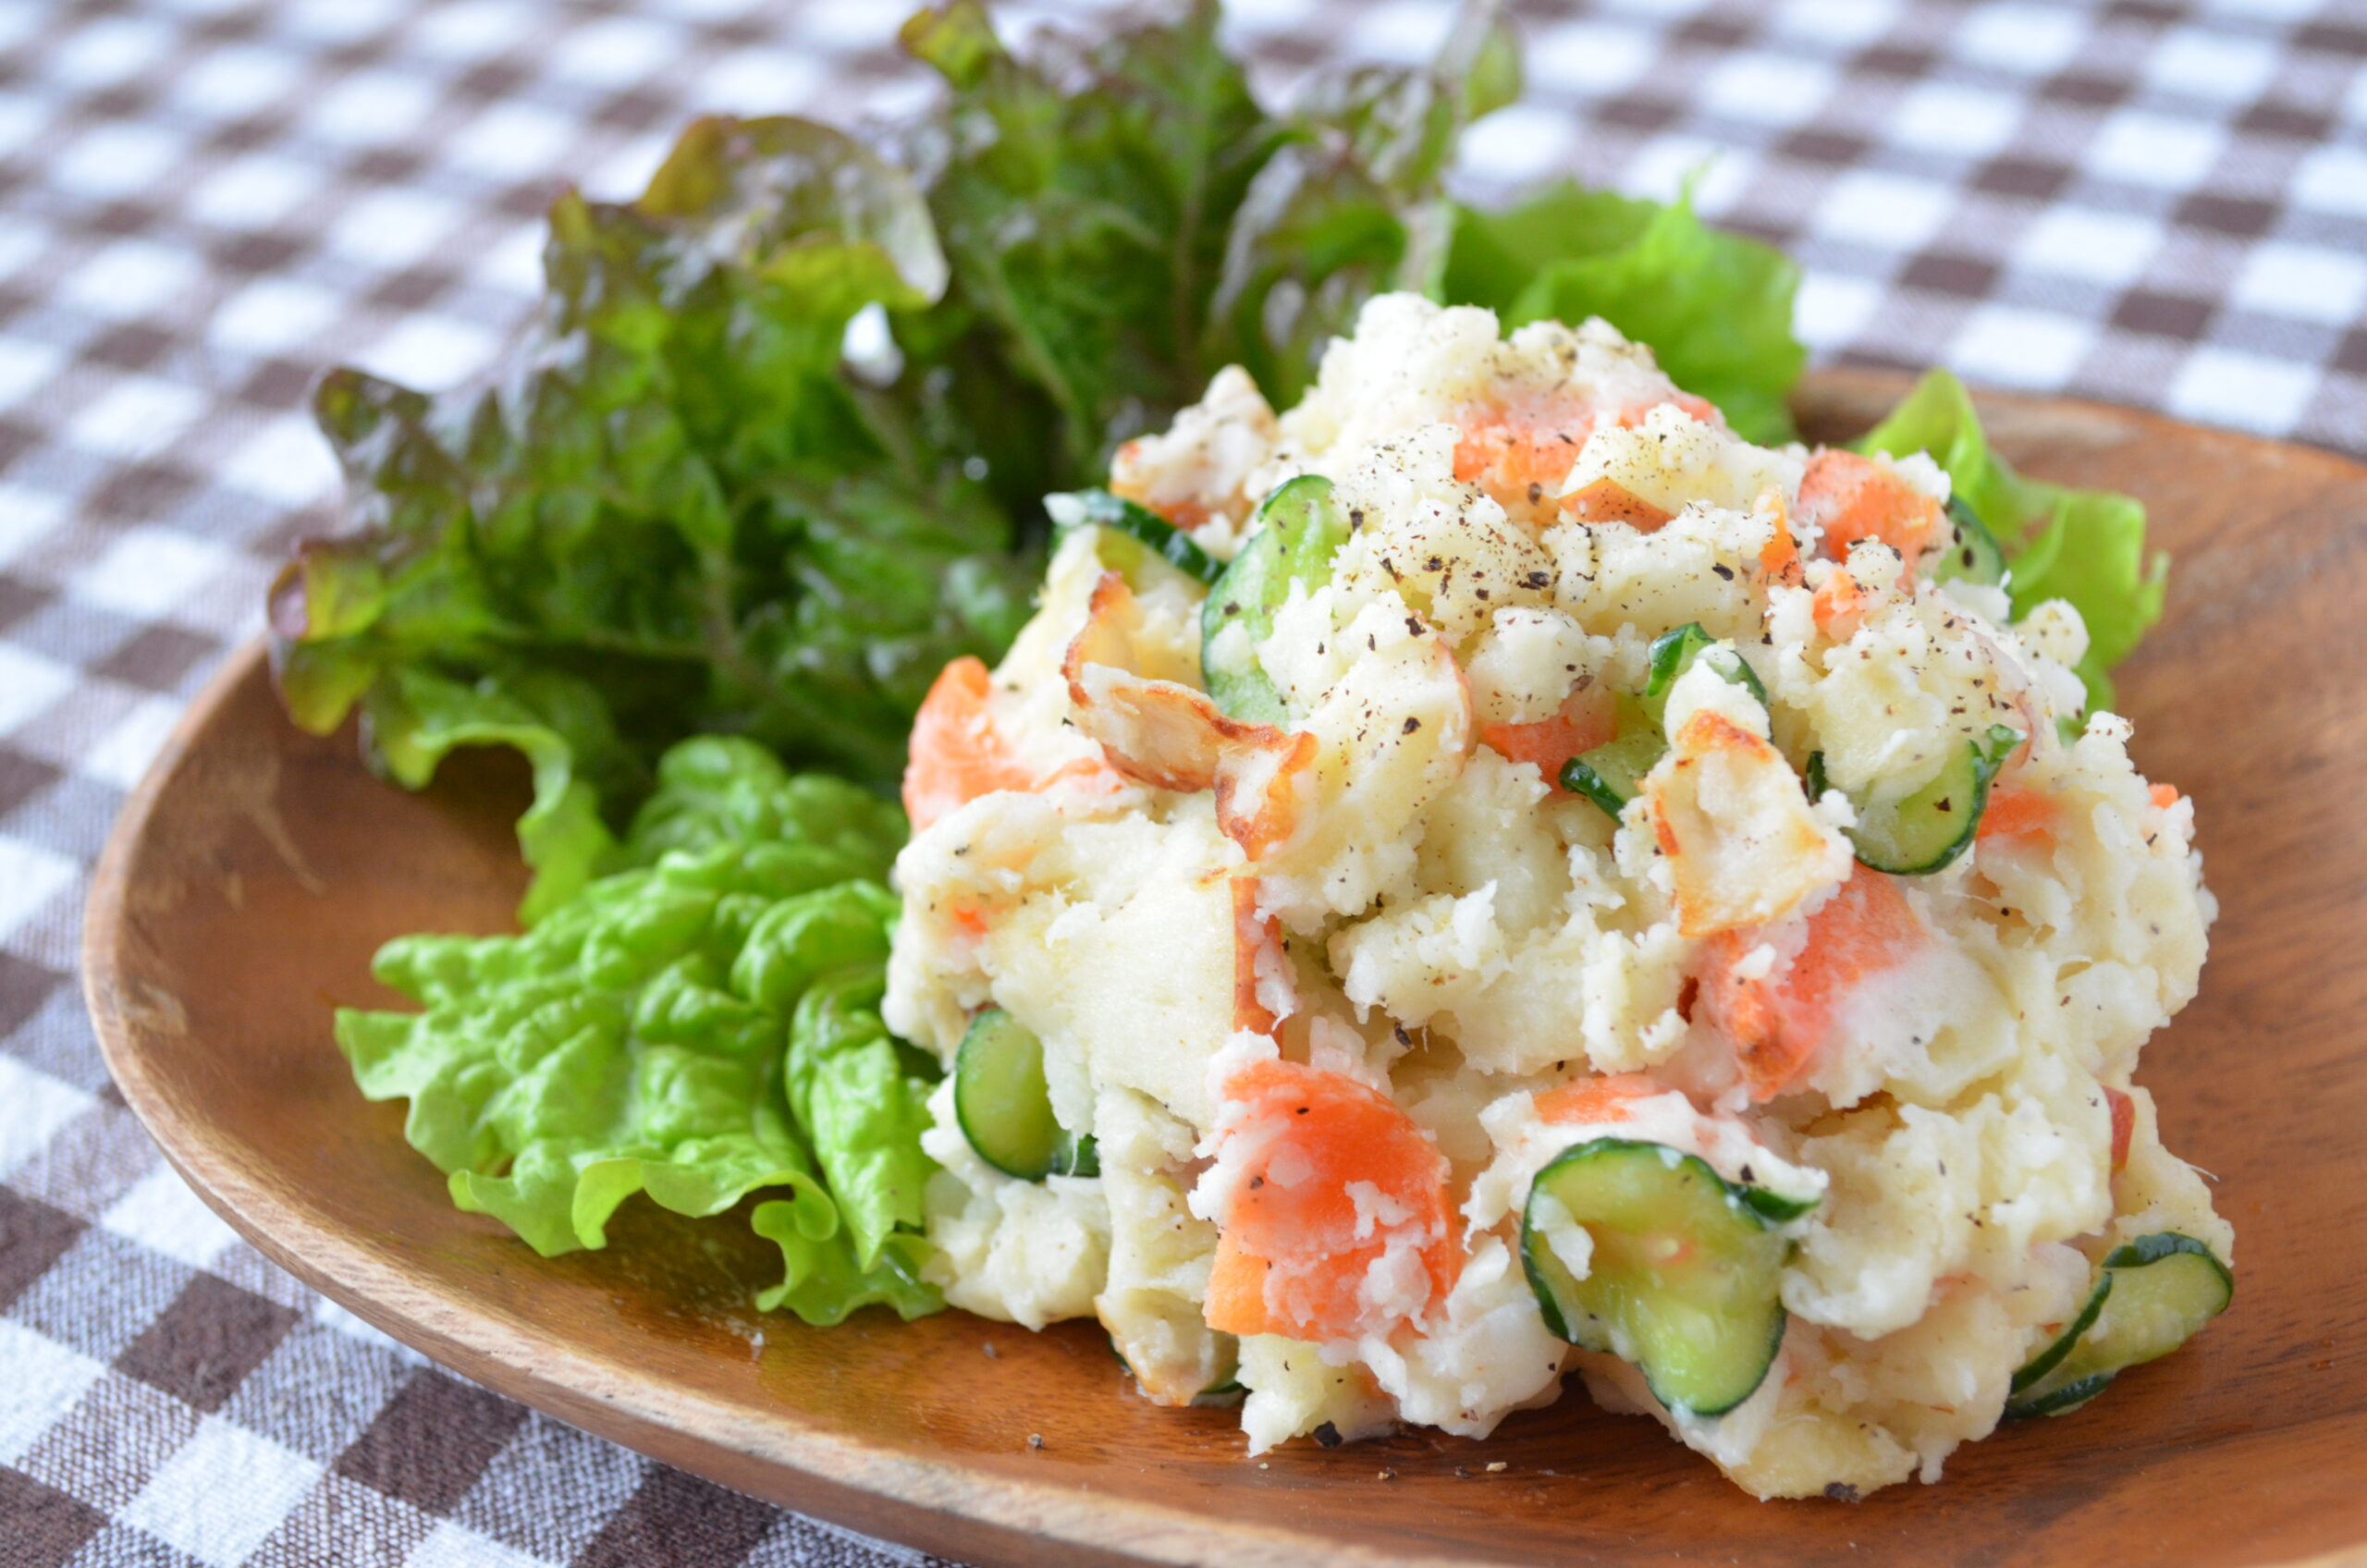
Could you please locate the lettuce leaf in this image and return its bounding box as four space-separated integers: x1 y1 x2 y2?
1208 0 1520 408
271 116 1035 911
335 736 941 1324
1856 370 2166 713
899 0 1280 481
1443 180 1806 444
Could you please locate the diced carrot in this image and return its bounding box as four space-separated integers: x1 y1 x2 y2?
1759 489 1804 588
1203 1060 1457 1342
1811 569 1868 642
1533 1072 1663 1125
902 656 1039 832
1233 877 1283 1035
1454 406 1597 518
1453 396 1720 521
1479 684 1617 791
2150 783 2181 811
1560 478 1674 531
1699 864 1923 1101
1977 781 2058 844
2104 1085 2134 1175
1613 393 1721 430
1796 450 1946 565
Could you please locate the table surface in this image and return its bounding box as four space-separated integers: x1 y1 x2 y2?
2 2 2362 1565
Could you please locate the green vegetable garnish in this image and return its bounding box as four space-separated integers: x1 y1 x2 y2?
273 113 1037 917
336 737 941 1326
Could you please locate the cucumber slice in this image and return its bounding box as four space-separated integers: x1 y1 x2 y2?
1519 1138 1807 1416
1559 624 1766 819
1047 488 1223 586
1560 693 1661 815
2007 1233 2233 1418
1931 496 2006 589
1199 475 1349 723
1642 622 1767 724
954 1009 1097 1181
1811 722 2019 876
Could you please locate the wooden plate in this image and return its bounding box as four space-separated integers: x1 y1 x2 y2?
86 371 2367 1568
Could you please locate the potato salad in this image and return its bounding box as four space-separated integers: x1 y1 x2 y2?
880 294 2231 1499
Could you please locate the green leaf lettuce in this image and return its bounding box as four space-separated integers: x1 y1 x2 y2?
273 115 1034 914
335 736 939 1325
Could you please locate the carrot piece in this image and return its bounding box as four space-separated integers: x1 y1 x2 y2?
1479 684 1617 791
1453 407 1596 518
1233 877 1284 1035
1699 865 1923 1101
2150 783 2181 811
1760 495 1804 588
903 656 1038 832
1203 1060 1456 1341
1811 569 1867 642
1560 477 1675 531
1977 781 2058 844
1533 1072 1663 1125
1797 450 1946 565
2104 1085 2134 1175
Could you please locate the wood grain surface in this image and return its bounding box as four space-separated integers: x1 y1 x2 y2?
85 371 2367 1568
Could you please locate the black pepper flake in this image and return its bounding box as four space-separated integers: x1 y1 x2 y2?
1248 1174 1265 1189
1426 556 1444 571
1527 483 1543 504
1524 570 1551 588
1350 508 1366 528
1313 1422 1343 1448
1825 1483 1860 1503
1394 1023 1412 1046
1405 616 1424 637
1935 797 1953 813
1711 563 1734 581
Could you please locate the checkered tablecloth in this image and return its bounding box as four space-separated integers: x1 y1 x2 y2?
0 0 2361 1563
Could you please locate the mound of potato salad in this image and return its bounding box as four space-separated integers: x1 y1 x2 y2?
880 294 2232 1499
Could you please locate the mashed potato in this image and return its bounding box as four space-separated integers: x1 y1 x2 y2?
881 295 2226 1497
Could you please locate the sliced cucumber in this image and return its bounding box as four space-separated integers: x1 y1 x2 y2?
1810 723 2019 876
1048 488 1224 586
1642 622 1767 723
2007 1232 2233 1418
1198 474 1349 723
1519 1138 1808 1416
954 1009 1097 1181
1561 693 1660 815
1559 623 1765 819
1931 496 2006 589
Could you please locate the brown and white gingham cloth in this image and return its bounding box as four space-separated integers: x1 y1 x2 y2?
0 1 2360 1563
